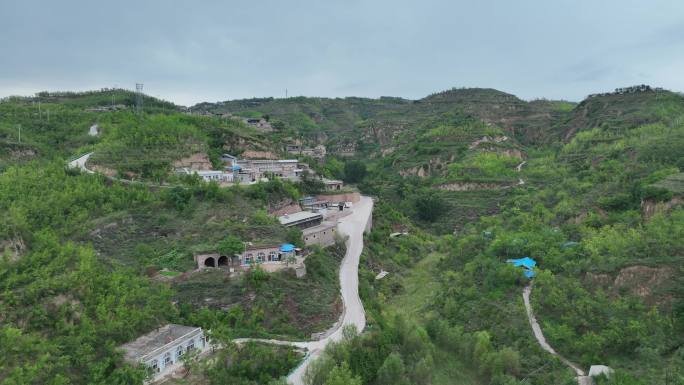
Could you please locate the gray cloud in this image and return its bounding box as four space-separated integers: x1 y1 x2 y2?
1 0 683 105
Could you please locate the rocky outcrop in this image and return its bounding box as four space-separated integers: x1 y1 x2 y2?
641 197 682 220
241 150 278 159
399 165 428 177
586 265 674 307
90 164 117 177
173 152 213 170
469 135 509 149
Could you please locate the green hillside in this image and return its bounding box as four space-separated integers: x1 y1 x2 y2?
300 88 684 385
0 92 340 385
1 86 683 385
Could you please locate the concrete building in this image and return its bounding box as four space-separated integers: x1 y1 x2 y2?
194 253 241 269
119 324 209 382
278 211 324 229
242 244 283 265
175 168 234 183
303 221 338 247
194 244 297 269
236 159 303 182
220 154 239 166
322 178 344 191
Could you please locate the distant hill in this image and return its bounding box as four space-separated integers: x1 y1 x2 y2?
560 87 684 140
191 88 576 159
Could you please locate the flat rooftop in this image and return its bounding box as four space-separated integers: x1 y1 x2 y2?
302 221 337 235
278 211 323 225
120 324 200 362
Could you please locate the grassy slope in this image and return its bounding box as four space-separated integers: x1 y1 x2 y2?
385 251 480 385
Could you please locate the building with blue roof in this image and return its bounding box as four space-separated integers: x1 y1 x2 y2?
506 257 538 279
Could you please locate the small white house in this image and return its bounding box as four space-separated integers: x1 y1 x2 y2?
589 365 614 379
120 324 210 382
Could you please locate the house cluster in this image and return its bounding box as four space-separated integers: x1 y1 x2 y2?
587 84 664 98
119 324 210 382
193 193 349 271
175 153 313 184
285 141 327 160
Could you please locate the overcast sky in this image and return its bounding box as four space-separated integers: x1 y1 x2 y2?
1 0 683 106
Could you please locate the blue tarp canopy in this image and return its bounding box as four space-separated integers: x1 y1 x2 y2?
280 244 295 252
506 257 537 269
230 165 241 171
524 270 537 278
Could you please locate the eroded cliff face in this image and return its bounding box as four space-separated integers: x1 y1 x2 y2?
641 197 683 220
437 181 517 191
585 265 675 308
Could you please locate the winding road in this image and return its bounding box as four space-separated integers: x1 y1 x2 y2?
516 160 590 384
523 283 591 384
71 150 375 384
237 196 373 385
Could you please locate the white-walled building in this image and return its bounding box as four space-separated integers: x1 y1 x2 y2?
176 168 234 183
120 324 209 382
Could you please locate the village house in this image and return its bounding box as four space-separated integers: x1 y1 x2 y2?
286 142 327 160
303 221 338 247
299 196 331 211
285 143 302 153
322 178 344 191
242 244 296 265
194 244 297 269
243 118 273 132
119 324 209 382
278 211 324 229
301 144 327 160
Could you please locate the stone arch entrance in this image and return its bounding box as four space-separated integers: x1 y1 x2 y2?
204 257 216 267
217 255 228 267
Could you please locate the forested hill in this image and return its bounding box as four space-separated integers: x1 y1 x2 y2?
190 88 577 154
296 87 684 385
1 85 683 385
0 89 279 176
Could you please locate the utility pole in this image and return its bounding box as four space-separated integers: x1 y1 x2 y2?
285 88 288 98
136 83 144 115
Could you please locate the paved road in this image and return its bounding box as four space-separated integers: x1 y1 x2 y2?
68 152 94 174
523 284 592 385
236 196 373 385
